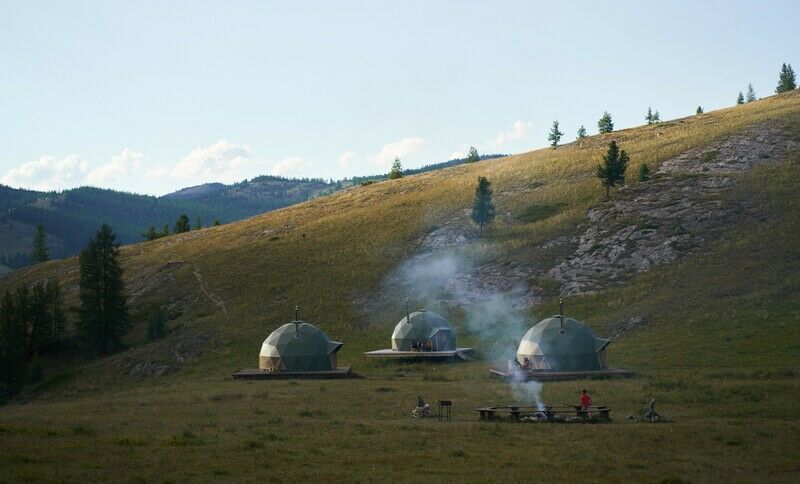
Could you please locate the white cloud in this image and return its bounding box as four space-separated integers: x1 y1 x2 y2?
0 155 89 191
169 140 261 183
270 157 308 177
449 149 468 160
448 120 533 161
492 120 532 148
370 137 429 168
337 150 355 170
84 148 147 189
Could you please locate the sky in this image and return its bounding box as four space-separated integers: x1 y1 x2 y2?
0 0 797 196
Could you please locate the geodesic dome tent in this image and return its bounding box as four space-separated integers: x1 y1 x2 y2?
391 309 456 351
517 316 610 371
259 322 343 372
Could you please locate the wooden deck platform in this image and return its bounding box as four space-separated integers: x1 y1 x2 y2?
490 367 634 381
363 348 473 360
231 367 354 380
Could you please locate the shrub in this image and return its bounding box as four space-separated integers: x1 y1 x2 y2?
638 164 651 182
146 306 168 341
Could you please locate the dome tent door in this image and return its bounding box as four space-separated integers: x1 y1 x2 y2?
430 329 452 351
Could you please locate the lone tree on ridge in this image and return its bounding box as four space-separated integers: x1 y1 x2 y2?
471 176 496 236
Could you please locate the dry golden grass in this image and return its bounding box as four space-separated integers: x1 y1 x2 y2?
1 90 800 482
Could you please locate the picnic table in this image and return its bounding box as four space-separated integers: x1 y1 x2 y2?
476 404 611 422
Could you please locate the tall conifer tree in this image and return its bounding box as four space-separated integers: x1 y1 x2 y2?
548 120 563 148
466 146 480 163
598 111 614 133
388 157 403 179
776 63 797 93
471 177 496 235
746 83 756 102
31 225 48 263
596 141 629 198
0 292 27 399
77 224 129 357
174 215 190 234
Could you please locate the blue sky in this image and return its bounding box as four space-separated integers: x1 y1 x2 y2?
0 0 797 195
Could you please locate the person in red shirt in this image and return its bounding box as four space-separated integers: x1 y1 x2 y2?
579 389 592 418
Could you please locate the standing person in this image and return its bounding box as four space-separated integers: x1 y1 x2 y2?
579 389 592 418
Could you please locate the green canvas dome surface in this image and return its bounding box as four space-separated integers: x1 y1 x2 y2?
391 310 456 351
517 316 610 371
259 322 343 372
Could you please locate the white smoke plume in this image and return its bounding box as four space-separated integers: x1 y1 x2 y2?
385 245 545 407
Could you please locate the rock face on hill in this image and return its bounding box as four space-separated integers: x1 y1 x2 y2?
548 121 797 295
378 121 798 313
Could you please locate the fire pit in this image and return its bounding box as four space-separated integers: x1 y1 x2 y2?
477 404 611 423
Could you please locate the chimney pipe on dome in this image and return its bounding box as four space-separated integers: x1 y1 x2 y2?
559 297 565 332
405 297 411 325
294 305 300 333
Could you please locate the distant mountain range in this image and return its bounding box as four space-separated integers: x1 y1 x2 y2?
0 154 505 270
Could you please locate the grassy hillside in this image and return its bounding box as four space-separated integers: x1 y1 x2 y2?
0 155 503 266
0 179 340 262
1 91 800 482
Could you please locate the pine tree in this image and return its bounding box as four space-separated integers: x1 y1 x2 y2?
653 110 660 123
776 63 797 93
596 141 629 198
638 163 651 182
0 291 28 400
44 280 65 352
470 177 496 235
597 111 614 133
696 106 704 115
736 92 744 105
213 220 221 226
576 125 587 139
161 224 170 237
194 216 202 230
77 225 129 357
746 83 756 102
466 146 480 163
31 225 48 263
174 214 190 234
388 157 403 180
142 226 158 241
645 107 654 124
27 282 49 355
548 120 563 148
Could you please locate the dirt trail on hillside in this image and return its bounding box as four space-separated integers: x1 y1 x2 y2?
193 265 230 320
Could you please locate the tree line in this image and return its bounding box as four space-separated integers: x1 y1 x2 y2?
547 62 797 149
0 280 65 400
141 214 221 241
1 224 131 402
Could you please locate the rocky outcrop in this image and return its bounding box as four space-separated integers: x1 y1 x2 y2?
549 121 798 295
371 121 797 320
